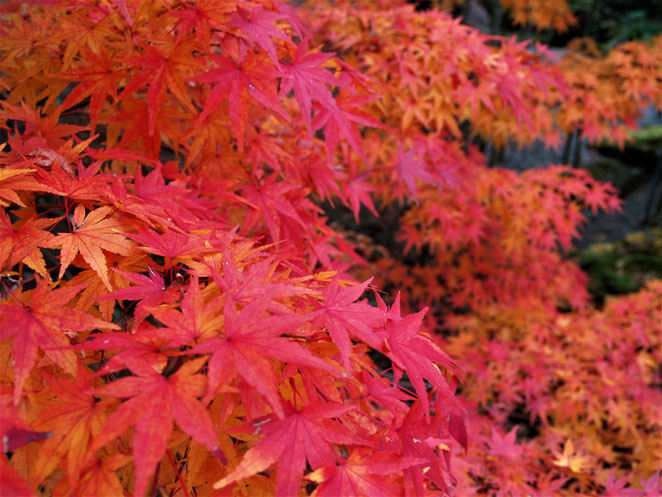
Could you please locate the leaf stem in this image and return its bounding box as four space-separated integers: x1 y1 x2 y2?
354 408 396 432
64 198 73 232
167 449 191 497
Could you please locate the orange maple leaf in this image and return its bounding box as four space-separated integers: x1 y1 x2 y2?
0 279 118 404
553 439 592 473
49 205 135 290
93 357 225 497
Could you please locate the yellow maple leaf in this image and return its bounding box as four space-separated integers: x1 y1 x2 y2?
553 439 591 473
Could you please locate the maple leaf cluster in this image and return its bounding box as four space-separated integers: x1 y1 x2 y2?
308 4 568 163
499 0 577 31
557 35 662 146
300 1 662 496
0 1 466 496
445 281 662 496
303 1 629 314
383 165 622 313
308 2 662 171
1 0 661 497
437 0 577 32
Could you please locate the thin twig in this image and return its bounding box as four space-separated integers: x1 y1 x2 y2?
167 449 191 497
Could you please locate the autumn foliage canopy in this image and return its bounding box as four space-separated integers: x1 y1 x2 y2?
0 1 660 496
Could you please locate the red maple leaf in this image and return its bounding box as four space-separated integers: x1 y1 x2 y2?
120 39 198 136
343 175 379 223
388 400 455 495
171 0 234 47
0 279 117 404
106 176 171 228
0 459 36 497
279 38 347 134
214 402 368 497
93 357 225 497
75 453 131 497
361 369 414 417
313 276 385 371
191 291 338 411
30 364 114 488
0 211 56 279
487 426 523 458
75 324 176 375
32 162 109 201
241 176 309 246
98 266 178 332
307 448 425 497
57 48 120 130
396 143 437 201
0 167 41 208
126 227 213 268
0 393 51 453
193 52 288 151
149 276 222 347
208 254 313 309
227 5 292 68
312 89 379 162
382 293 461 416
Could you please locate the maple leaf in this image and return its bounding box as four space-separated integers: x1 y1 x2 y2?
0 211 56 279
214 402 368 496
62 253 149 320
171 0 234 47
0 102 83 146
361 369 414 416
383 294 461 415
126 227 212 269
108 98 163 157
106 176 170 228
75 453 131 497
57 47 119 130
383 400 454 496
120 39 198 136
193 52 288 151
97 266 178 332
191 291 338 412
149 276 222 347
0 395 51 453
75 324 176 376
1 427 51 453
227 5 292 68
131 164 205 223
307 448 426 497
241 177 309 246
344 176 379 223
279 38 347 134
49 205 135 290
486 426 523 458
312 89 379 162
208 254 313 310
313 277 385 372
48 11 114 71
396 143 437 201
274 0 312 39
553 439 592 473
0 167 38 208
29 364 114 489
28 160 108 202
0 279 118 404
601 470 636 497
93 357 224 497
